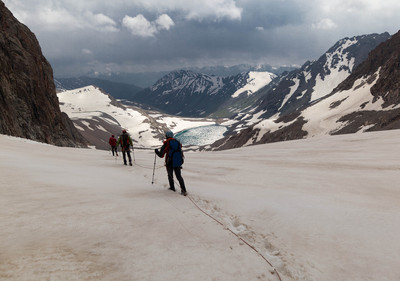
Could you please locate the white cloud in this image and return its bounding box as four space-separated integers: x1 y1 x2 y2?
312 18 338 30
128 0 242 21
84 11 119 32
81 48 93 55
256 26 264 31
183 0 242 21
3 0 118 33
156 14 175 31
122 14 175 37
36 7 81 31
122 14 157 37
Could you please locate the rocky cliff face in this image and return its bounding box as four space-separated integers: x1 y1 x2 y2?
0 1 85 146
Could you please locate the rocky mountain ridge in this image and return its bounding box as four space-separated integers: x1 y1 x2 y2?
213 31 400 150
252 32 390 120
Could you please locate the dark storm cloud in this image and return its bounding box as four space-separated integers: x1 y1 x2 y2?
3 0 400 77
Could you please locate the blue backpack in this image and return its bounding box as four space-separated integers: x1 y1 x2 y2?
168 139 184 167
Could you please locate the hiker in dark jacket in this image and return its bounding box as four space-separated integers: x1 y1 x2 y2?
109 135 118 156
155 130 187 196
117 129 133 166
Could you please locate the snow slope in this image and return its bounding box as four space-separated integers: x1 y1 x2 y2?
1 130 400 281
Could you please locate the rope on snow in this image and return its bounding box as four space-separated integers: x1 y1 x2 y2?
186 195 283 281
171 177 284 281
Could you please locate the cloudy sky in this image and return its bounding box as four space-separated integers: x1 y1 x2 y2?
3 0 400 77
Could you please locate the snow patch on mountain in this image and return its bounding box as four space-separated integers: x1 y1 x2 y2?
279 77 300 110
58 86 158 146
303 69 386 136
208 76 225 95
231 71 276 98
311 38 358 102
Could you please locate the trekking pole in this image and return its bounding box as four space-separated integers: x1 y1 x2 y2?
151 153 157 184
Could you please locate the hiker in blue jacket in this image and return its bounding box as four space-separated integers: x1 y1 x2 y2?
155 130 187 196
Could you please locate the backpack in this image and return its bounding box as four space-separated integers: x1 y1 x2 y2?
109 137 117 146
168 139 184 168
121 133 130 149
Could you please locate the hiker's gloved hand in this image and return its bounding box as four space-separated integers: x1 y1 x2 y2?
154 149 159 154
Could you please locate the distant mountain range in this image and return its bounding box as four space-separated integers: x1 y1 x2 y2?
59 64 296 89
184 64 296 77
56 69 279 118
132 70 277 117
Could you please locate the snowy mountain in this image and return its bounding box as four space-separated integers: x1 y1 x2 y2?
213 32 394 149
133 70 276 117
57 86 223 149
253 32 390 120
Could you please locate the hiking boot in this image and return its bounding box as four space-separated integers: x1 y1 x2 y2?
129 162 132 166
124 162 127 165
181 191 187 196
168 187 176 192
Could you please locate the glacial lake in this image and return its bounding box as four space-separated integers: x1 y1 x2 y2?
175 125 227 146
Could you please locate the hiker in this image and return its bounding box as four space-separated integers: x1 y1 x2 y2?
109 134 118 156
155 130 187 196
117 129 133 166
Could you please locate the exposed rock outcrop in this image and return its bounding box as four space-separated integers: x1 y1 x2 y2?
0 1 86 146
329 30 400 134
